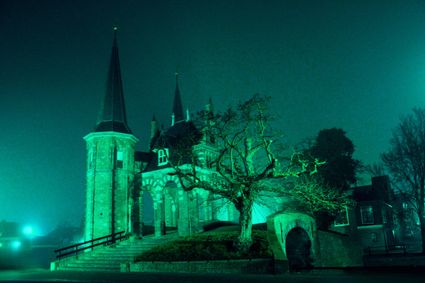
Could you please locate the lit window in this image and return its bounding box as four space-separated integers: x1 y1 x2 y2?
158 148 169 166
116 151 123 168
334 207 349 226
360 205 374 225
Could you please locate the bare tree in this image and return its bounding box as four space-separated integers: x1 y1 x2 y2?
285 176 352 216
365 162 386 177
170 94 346 251
382 108 425 253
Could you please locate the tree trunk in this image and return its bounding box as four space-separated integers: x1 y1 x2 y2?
421 220 425 254
419 208 425 254
236 198 253 253
418 183 425 254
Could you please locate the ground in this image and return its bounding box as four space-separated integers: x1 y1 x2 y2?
0 269 423 283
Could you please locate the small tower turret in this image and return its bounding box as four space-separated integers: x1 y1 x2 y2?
171 72 184 125
150 114 159 141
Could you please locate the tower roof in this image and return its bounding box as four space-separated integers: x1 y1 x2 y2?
172 72 184 123
94 27 132 134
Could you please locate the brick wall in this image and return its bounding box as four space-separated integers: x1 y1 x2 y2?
125 258 273 274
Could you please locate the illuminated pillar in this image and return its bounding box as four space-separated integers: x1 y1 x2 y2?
178 190 190 236
153 190 165 238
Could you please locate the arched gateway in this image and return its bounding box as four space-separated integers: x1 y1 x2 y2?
267 211 316 271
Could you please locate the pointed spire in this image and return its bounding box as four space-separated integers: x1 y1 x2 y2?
150 114 159 140
172 71 184 123
206 97 214 113
94 26 132 134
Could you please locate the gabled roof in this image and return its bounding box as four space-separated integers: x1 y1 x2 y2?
144 121 202 172
94 27 132 134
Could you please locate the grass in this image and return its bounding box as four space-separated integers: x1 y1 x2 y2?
135 229 272 262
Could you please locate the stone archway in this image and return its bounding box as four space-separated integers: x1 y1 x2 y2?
267 211 317 272
142 191 154 235
285 227 312 270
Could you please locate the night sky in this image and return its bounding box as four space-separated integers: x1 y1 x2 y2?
1 0 425 234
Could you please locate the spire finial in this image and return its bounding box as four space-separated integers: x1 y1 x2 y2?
175 68 179 87
172 69 184 122
112 26 118 47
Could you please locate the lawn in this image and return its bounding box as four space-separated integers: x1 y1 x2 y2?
136 227 272 262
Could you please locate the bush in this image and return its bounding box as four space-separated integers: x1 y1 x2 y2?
136 231 272 262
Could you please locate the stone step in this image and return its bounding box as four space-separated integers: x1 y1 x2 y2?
94 247 153 252
65 261 122 267
58 265 120 272
92 251 151 256
75 258 134 263
52 235 177 272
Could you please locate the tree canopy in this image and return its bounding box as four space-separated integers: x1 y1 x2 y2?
169 95 348 251
306 128 360 191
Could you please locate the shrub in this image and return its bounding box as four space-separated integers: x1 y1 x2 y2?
136 230 272 262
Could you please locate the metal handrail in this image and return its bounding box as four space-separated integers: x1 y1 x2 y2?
54 231 126 259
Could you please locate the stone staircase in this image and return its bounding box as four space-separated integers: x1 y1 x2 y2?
52 235 176 272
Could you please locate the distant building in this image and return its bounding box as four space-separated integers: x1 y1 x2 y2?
331 176 396 251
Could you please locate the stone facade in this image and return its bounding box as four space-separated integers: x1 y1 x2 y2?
267 211 363 270
83 30 238 241
139 168 238 237
84 132 138 240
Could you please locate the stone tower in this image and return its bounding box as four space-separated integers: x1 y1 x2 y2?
83 28 139 240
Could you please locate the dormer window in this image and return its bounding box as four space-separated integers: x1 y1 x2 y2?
158 148 169 166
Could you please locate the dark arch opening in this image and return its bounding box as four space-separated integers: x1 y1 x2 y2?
285 227 312 271
142 191 154 235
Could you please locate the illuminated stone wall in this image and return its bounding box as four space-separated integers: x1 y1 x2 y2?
139 170 239 237
83 130 241 240
84 132 138 240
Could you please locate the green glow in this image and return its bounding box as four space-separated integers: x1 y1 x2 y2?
23 226 33 236
11 240 21 250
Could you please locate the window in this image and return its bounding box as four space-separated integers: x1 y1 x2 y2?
371 232 377 242
334 207 349 226
158 148 169 166
88 149 95 169
116 150 123 168
206 152 213 168
360 205 374 225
